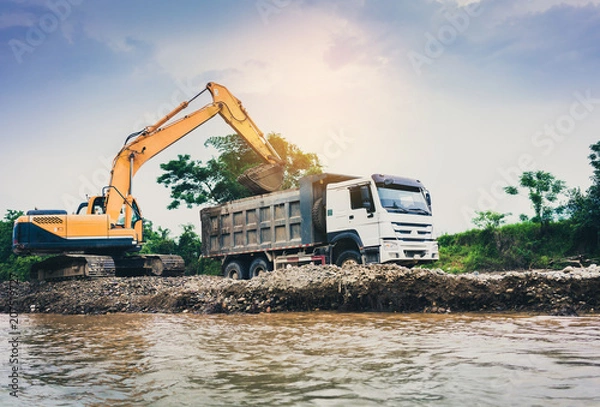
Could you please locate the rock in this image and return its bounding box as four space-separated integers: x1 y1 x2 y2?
1 264 599 315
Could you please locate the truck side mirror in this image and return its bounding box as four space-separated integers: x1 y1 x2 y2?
360 185 375 213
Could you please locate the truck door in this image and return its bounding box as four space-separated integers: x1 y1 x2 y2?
347 183 380 248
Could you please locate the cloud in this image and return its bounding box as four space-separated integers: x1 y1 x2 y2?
466 1 600 77
0 11 35 29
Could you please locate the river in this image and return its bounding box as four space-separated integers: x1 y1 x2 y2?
1 312 599 406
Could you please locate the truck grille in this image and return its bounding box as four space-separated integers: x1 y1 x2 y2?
392 222 433 241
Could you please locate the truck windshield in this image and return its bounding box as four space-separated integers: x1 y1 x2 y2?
377 185 431 215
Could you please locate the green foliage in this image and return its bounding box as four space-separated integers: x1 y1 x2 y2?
157 133 322 208
0 256 41 282
266 134 323 189
564 141 600 251
140 220 177 255
172 223 221 275
504 170 567 223
197 257 222 276
0 210 41 281
141 220 220 275
435 220 578 272
472 210 510 230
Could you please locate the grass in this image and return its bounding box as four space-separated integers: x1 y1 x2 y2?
432 220 594 273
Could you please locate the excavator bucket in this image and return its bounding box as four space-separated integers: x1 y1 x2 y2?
238 163 284 194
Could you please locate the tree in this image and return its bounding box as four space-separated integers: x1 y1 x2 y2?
157 133 322 208
583 141 600 229
504 170 566 224
472 210 511 230
140 220 220 275
564 141 600 251
266 134 323 189
176 224 221 275
176 224 202 275
140 220 177 254
0 210 41 281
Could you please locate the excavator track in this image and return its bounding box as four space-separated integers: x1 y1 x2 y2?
113 254 185 277
31 254 185 281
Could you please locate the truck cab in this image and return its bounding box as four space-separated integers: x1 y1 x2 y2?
326 174 438 266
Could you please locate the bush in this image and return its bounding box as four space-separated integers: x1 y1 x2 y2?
434 219 584 272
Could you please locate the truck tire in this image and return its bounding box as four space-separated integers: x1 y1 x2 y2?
336 250 362 268
312 197 326 233
249 257 272 278
224 260 246 280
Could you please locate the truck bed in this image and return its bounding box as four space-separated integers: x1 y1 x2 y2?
201 188 305 257
200 173 354 258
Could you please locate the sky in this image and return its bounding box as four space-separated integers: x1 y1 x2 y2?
1 0 600 238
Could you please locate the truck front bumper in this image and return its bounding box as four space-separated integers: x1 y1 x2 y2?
379 239 438 263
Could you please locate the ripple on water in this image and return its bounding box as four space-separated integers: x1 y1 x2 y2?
2 312 599 406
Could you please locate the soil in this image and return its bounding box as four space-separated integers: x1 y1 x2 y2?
1 264 599 316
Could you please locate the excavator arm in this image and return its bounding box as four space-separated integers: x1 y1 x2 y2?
105 82 284 226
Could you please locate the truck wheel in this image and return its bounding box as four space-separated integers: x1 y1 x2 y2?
336 250 362 268
249 257 271 278
312 197 326 233
224 260 246 280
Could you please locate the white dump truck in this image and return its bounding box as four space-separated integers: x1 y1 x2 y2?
201 173 438 279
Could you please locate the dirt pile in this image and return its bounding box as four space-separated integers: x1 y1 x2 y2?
1 265 599 315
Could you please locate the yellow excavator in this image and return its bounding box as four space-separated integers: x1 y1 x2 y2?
12 82 284 280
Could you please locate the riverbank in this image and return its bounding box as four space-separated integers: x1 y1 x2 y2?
1 265 599 315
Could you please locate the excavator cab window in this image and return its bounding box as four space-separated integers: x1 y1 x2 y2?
131 200 141 225
92 197 105 215
76 202 88 215
116 201 142 228
117 205 126 227
76 196 105 215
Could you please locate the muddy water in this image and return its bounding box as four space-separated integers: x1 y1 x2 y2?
1 312 599 406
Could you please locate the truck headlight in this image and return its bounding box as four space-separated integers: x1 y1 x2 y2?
382 241 399 251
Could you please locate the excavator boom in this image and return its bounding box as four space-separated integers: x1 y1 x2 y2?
105 82 284 225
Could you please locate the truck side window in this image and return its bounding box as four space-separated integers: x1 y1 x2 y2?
349 185 374 212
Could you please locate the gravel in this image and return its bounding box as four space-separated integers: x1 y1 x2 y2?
1 264 599 315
